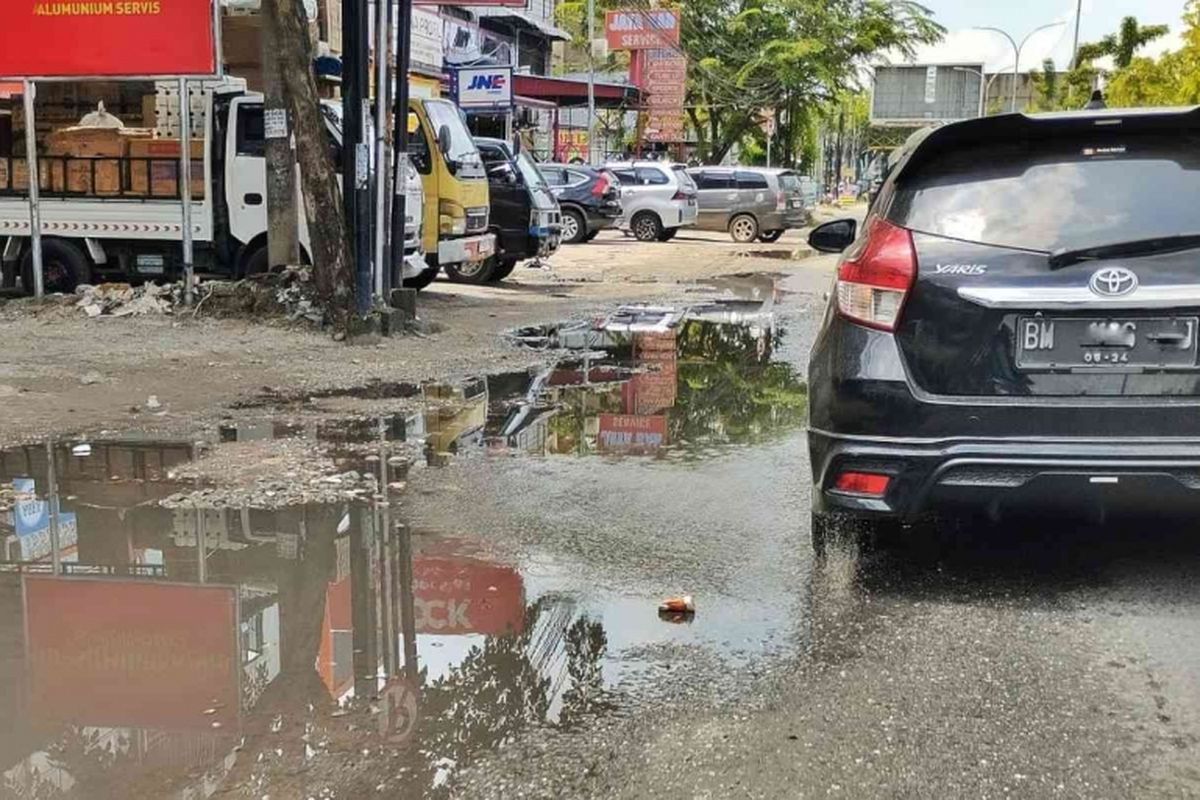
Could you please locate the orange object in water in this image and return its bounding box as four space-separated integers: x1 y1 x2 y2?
658 594 695 614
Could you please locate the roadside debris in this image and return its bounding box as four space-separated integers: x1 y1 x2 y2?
658 595 696 614
76 282 175 317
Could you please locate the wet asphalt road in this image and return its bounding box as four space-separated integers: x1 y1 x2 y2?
2 263 1200 798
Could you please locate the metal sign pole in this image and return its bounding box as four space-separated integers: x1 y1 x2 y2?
22 80 44 299
373 0 392 303
179 77 195 306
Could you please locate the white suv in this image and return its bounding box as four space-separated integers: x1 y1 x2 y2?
605 161 699 241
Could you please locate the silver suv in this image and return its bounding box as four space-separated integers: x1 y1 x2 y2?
688 167 809 242
605 161 699 241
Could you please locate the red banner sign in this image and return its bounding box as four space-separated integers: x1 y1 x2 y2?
23 577 240 730
0 0 217 78
413 557 525 635
598 414 669 453
605 9 680 50
644 49 688 142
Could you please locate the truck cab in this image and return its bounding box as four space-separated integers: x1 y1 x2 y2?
471 137 561 284
405 98 494 288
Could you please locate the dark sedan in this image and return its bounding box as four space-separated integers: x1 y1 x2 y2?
537 163 623 244
807 106 1200 553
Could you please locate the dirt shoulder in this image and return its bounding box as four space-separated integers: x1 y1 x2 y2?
0 226 835 446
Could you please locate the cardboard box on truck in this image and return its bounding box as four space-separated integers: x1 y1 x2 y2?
128 137 205 198
44 127 124 194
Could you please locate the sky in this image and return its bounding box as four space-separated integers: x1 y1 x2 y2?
896 0 1190 71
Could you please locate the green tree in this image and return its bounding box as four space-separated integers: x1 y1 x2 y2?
1106 1 1200 107
1077 15 1170 69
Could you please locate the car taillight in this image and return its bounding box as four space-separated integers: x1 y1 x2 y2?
672 189 690 201
833 471 891 496
592 174 609 197
835 218 916 332
776 191 787 211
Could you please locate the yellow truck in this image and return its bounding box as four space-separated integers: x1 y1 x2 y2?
404 98 495 288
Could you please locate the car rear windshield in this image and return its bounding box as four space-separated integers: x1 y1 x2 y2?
776 173 800 191
890 132 1200 253
672 165 697 191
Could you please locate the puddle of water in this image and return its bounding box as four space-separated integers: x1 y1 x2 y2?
0 436 625 798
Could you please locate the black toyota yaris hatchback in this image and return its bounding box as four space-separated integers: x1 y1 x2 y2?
807 106 1200 551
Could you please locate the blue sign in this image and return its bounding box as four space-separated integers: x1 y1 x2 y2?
454 66 514 110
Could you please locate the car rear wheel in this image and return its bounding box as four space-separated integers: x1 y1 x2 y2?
21 238 91 295
758 229 784 243
561 209 587 244
444 258 496 284
488 258 519 282
631 211 663 242
729 214 759 243
403 259 440 291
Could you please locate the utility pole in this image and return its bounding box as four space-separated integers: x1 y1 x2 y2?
344 0 373 315
587 0 596 164
372 0 393 301
1071 0 1083 69
263 0 300 271
390 0 415 297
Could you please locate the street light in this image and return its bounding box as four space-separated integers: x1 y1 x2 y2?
952 65 1013 117
974 22 1067 112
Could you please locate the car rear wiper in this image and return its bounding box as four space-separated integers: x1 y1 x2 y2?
1048 234 1200 269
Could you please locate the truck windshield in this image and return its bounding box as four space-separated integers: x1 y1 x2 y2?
423 100 483 169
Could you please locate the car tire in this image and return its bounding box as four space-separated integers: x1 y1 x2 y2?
729 214 759 243
758 229 784 243
583 229 601 242
561 208 587 244
811 511 899 559
403 260 440 291
240 243 269 278
631 211 663 242
444 258 496 285
488 258 519 282
656 228 678 242
21 238 91 295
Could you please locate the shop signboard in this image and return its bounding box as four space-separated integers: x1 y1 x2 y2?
23 576 241 730
413 557 525 635
643 49 687 142
555 129 590 162
598 414 669 453
410 8 445 72
605 8 680 50
1 0 219 78
454 66 514 110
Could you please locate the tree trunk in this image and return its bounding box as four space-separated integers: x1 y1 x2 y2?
275 0 356 333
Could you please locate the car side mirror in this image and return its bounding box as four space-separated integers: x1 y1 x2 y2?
808 219 858 253
488 163 517 184
437 124 452 157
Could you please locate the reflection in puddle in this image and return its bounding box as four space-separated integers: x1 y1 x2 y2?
0 438 616 798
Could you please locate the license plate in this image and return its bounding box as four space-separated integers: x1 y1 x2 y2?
1017 316 1200 370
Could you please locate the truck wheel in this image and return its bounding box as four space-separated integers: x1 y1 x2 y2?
631 211 663 242
758 229 784 243
561 209 587 244
21 239 91 295
489 258 519 282
403 261 440 291
444 258 495 285
729 214 759 243
240 244 269 278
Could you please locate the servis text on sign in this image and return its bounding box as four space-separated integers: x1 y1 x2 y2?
1 0 217 78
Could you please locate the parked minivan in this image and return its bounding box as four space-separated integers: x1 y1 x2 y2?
472 137 562 283
688 167 808 243
605 161 698 242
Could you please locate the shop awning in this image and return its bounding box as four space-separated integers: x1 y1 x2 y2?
512 75 641 108
471 8 572 41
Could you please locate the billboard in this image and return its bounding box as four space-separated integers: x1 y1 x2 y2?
643 49 688 142
598 414 668 453
0 0 218 79
23 577 240 730
871 64 984 124
605 9 680 50
455 66 514 109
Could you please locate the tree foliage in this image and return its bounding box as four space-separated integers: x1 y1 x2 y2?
1106 2 1200 107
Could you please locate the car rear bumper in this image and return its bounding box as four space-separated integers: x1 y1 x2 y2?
811 429 1200 520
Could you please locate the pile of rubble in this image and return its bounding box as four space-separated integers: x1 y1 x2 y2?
159 470 381 510
72 269 326 324
75 282 178 317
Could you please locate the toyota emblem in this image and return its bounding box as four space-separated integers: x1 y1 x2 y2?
1089 267 1139 297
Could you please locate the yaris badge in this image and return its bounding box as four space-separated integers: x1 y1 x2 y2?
1089 267 1138 297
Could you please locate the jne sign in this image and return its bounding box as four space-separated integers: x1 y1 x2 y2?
455 66 514 109
0 0 218 78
